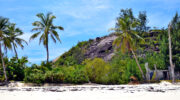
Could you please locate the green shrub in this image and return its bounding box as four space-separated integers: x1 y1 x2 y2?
125 60 144 81
0 75 5 82
24 64 48 84
63 65 89 84
24 73 45 84
83 58 111 84
110 54 128 84
0 57 28 81
110 52 145 84
140 52 166 70
44 70 64 83
24 66 45 84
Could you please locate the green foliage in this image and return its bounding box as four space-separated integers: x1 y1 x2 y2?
170 13 180 70
0 57 28 81
111 8 146 79
6 57 28 81
45 70 64 83
25 72 45 84
109 54 127 84
24 63 88 84
140 52 166 70
24 63 49 84
139 29 168 70
55 40 92 66
7 23 28 58
0 75 5 82
136 11 150 36
110 52 144 84
62 65 89 84
83 58 111 84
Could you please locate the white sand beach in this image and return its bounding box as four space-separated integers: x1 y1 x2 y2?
0 82 180 100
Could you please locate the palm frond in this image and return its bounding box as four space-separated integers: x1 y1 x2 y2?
29 32 41 41
49 15 56 26
39 34 45 45
36 13 46 25
50 34 56 43
0 17 9 30
31 27 43 32
15 38 28 49
56 26 64 30
32 21 44 28
13 42 18 48
45 12 52 25
3 37 12 51
51 30 61 42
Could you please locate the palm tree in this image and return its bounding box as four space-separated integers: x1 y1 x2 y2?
30 12 64 63
111 16 146 80
0 17 12 85
7 23 28 59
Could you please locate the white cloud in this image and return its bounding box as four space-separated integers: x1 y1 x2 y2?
49 47 68 60
105 19 116 30
46 0 110 19
19 32 32 41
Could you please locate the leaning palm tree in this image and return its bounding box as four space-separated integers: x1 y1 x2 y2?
7 23 28 59
30 12 64 63
110 16 146 80
0 17 12 85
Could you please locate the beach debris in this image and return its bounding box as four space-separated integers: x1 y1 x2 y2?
128 76 139 84
159 81 172 86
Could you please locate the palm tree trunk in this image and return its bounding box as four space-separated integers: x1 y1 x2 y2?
46 36 49 63
130 48 146 80
13 43 18 59
0 43 8 86
46 44 49 63
168 24 175 83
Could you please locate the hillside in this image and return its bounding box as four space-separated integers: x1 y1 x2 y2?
54 33 118 66
54 30 161 66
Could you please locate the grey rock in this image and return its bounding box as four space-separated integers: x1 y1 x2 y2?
84 34 117 61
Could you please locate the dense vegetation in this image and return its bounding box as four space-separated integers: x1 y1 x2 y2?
55 40 93 66
0 9 180 85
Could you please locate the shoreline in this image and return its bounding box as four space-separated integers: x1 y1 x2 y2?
0 81 180 100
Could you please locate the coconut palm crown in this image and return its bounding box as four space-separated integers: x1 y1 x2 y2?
30 12 64 63
110 15 146 80
7 23 28 59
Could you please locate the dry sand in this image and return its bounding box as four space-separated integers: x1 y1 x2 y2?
0 81 180 100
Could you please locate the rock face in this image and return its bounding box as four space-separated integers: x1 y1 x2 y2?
84 34 117 61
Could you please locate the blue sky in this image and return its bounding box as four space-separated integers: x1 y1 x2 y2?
0 0 180 64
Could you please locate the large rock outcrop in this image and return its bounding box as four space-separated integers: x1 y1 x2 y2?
84 34 117 61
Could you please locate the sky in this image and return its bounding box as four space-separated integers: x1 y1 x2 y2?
0 0 180 64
